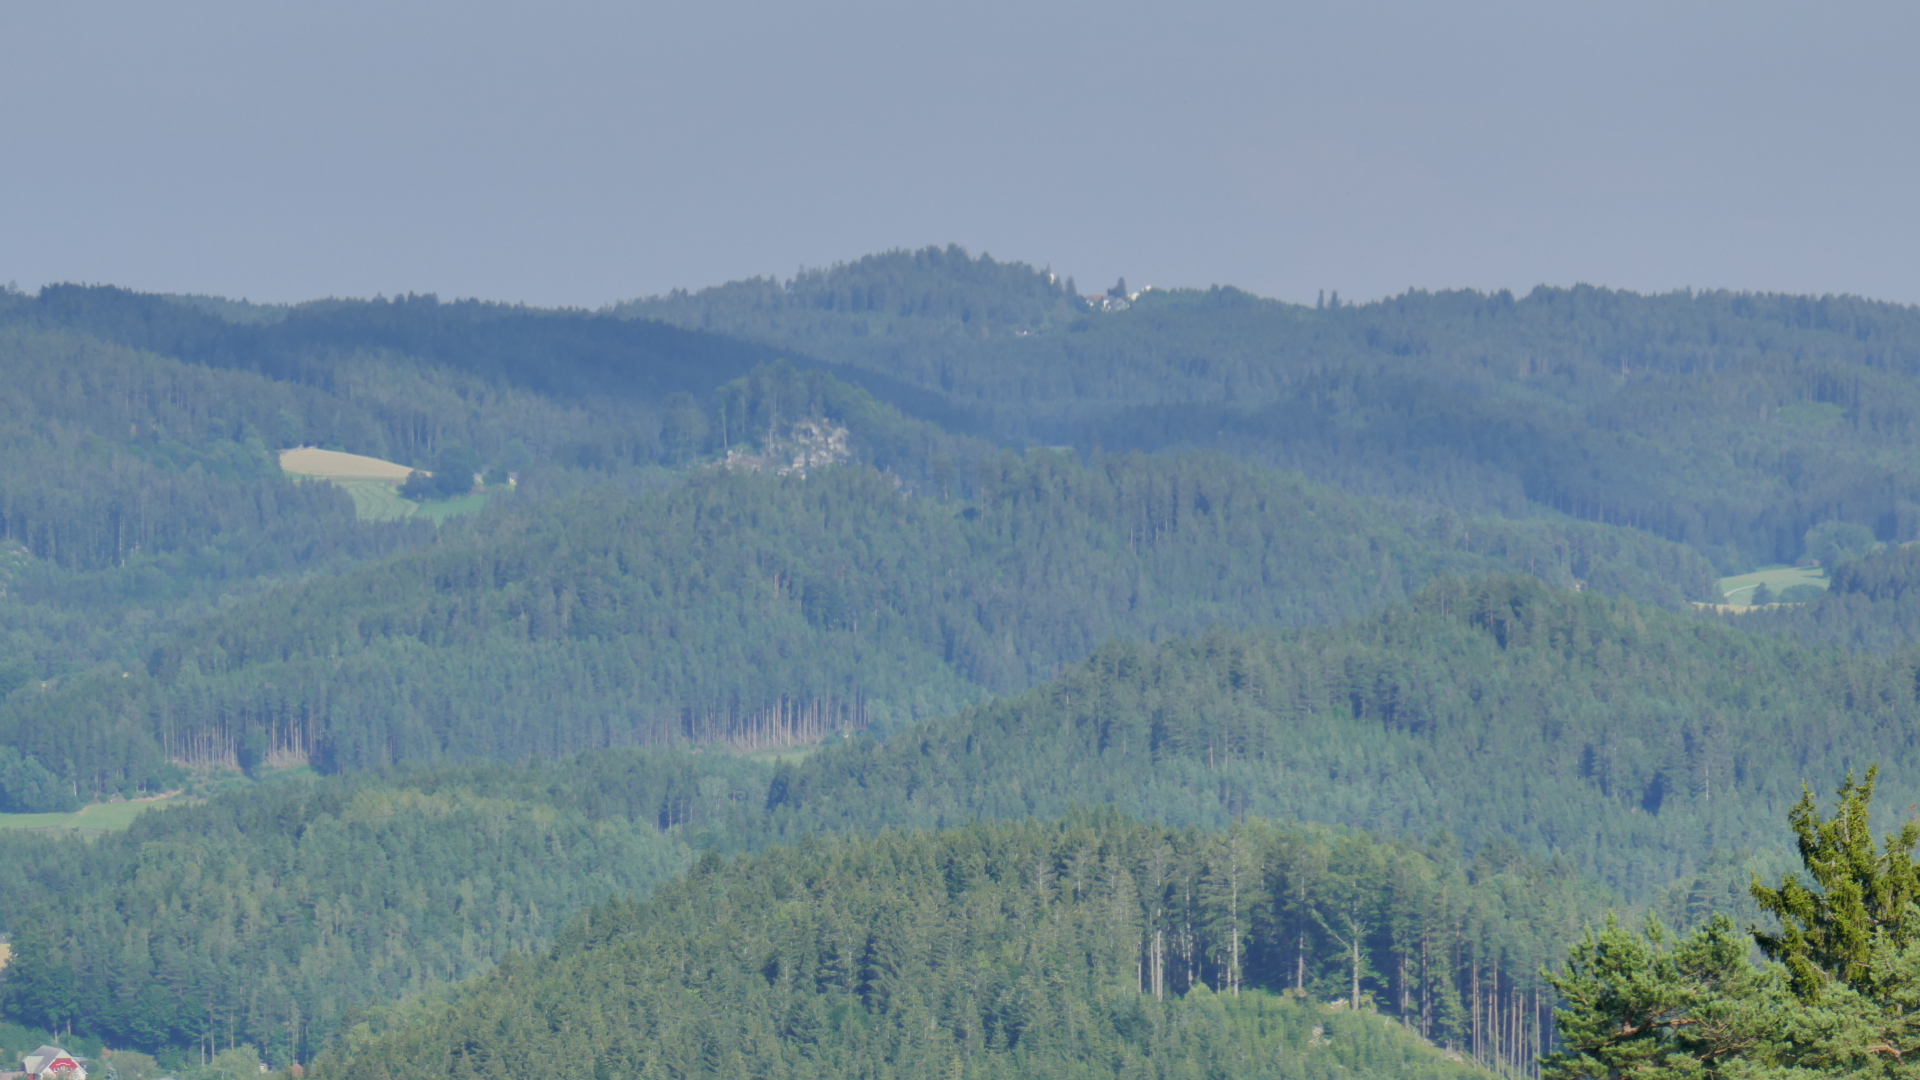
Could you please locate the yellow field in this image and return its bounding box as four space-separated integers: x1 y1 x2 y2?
279 446 416 481
278 446 491 524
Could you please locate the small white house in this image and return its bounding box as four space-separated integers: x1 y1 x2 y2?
21 1046 84 1080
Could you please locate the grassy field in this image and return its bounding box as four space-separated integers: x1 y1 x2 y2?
278 446 493 524
335 478 417 521
418 493 489 523
0 794 189 832
281 447 423 522
1717 565 1829 606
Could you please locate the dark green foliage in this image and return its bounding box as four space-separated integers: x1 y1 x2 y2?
1544 915 1797 1079
27 258 1920 1076
749 577 1920 900
0 747 75 813
3 453 1714 792
1806 521 1881 570
401 445 483 500
1831 545 1920 602
311 817 1573 1080
625 252 1920 568
1547 772 1920 1079
0 752 767 1064
1731 545 1920 650
0 325 431 577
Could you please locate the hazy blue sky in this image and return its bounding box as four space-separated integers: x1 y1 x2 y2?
3 1 1915 308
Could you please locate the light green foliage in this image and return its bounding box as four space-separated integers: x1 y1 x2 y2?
0 797 180 832
1752 767 1920 997
193 1046 264 1080
1718 565 1826 606
102 1049 161 1080
411 492 487 524
334 480 416 522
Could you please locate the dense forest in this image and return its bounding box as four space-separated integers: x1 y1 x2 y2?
3 450 1714 794
729 575 1920 900
6 253 1920 1077
310 816 1597 1080
622 248 1920 569
0 761 1602 1074
5 577 1903 1068
0 754 766 1064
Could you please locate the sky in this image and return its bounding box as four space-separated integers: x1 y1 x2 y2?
2 1 1916 309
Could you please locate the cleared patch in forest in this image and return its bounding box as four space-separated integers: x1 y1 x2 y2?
1716 565 1828 607
280 447 430 521
279 446 416 481
0 793 188 832
416 492 489 524
336 479 419 522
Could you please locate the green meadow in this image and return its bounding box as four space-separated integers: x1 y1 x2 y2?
417 492 489 523
1717 564 1829 606
336 478 418 521
0 795 188 832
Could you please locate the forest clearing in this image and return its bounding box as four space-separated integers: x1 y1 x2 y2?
1716 565 1828 606
0 794 187 833
277 447 414 481
280 448 422 521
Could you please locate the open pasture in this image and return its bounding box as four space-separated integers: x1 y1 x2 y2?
280 447 442 522
0 793 187 832
417 492 489 524
338 479 419 521
1717 565 1828 607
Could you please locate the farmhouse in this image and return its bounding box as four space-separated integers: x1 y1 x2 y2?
21 1047 84 1080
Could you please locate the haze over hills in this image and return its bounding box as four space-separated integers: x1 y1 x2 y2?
5 251 1920 1078
623 248 1920 570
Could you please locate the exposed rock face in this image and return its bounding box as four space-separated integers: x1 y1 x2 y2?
721 417 851 478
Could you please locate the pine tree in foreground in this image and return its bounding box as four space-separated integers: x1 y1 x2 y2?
1547 765 1920 1078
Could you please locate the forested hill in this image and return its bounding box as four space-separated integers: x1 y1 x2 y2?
16 259 1920 1078
1731 541 1920 651
0 754 767 1064
312 817 1573 1080
745 575 1920 900
8 285 922 421
621 248 1920 568
3 453 1713 792
0 763 1600 1075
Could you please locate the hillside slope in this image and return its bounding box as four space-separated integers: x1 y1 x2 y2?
622 249 1920 568
4 453 1715 790
747 576 1920 899
312 817 1573 1080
